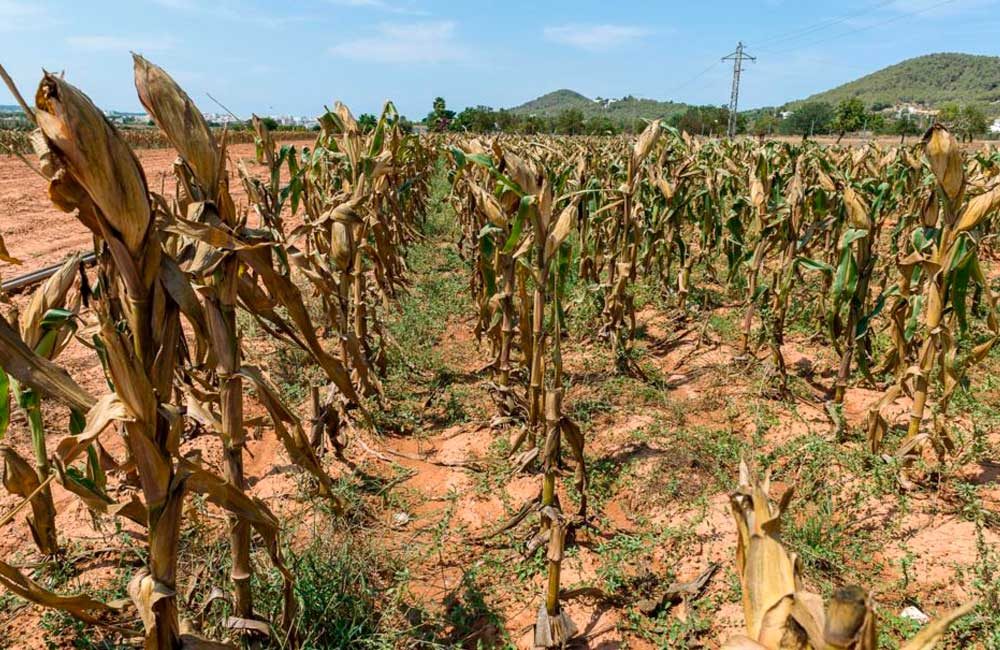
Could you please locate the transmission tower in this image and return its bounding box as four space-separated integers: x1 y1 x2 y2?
722 42 755 138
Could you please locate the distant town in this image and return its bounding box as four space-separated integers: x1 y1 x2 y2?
0 104 316 129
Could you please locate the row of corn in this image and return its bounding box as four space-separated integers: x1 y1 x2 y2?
449 126 1000 460
445 126 997 645
0 55 431 648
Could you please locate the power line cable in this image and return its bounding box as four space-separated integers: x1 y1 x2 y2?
665 60 725 98
666 1 917 100
756 0 961 55
750 0 898 50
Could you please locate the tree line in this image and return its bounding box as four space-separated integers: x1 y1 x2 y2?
414 96 740 136
370 96 996 140
747 98 993 142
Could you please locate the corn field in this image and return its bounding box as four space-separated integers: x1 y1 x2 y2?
445 126 999 647
0 56 999 649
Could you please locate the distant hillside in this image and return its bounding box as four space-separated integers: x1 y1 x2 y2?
511 89 690 121
0 104 23 114
801 53 1000 111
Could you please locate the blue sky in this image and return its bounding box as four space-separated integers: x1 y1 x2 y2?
1 0 998 119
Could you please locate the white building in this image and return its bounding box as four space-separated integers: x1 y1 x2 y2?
203 112 243 126
990 118 1000 134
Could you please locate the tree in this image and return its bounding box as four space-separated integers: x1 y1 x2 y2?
495 109 519 133
424 96 455 132
936 103 960 127
670 106 729 137
585 115 617 135
554 108 585 135
750 113 781 138
865 111 885 134
832 98 866 143
781 102 834 137
936 103 988 142
888 114 922 144
357 113 377 133
519 115 546 135
956 104 988 142
452 105 497 133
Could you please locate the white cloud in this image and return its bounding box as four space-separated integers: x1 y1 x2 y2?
329 21 463 64
0 0 45 32
67 35 176 53
543 24 650 51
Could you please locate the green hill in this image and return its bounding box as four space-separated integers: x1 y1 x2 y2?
801 53 1000 111
511 89 690 121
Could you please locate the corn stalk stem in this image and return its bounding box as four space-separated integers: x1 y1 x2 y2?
545 553 562 616
904 216 954 443
498 256 515 390
119 255 182 649
219 257 252 619
26 399 59 555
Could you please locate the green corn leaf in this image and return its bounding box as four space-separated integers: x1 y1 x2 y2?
503 196 534 254
449 146 467 168
832 245 859 306
905 295 926 342
795 257 834 274
86 444 106 493
0 368 9 439
840 228 869 249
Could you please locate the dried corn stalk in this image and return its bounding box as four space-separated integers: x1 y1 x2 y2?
726 461 974 649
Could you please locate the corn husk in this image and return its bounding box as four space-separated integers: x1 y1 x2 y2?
923 125 964 203
34 74 150 255
133 55 220 196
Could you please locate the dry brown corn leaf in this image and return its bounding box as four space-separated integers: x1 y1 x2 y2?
54 459 147 526
52 393 130 466
0 445 38 498
238 247 360 405
0 313 95 413
178 457 297 637
823 585 876 649
544 201 577 260
0 557 132 632
129 568 176 638
632 119 662 169
721 636 769 649
19 253 81 351
237 366 339 504
34 73 151 255
0 232 20 265
731 461 801 644
133 55 219 197
955 185 1000 233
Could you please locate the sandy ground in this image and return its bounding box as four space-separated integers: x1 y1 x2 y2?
0 142 300 277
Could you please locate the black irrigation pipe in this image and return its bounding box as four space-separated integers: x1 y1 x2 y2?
1 252 96 294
